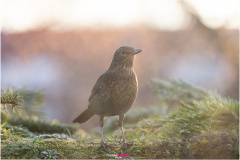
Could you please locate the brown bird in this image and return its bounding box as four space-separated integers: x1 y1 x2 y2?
73 46 142 150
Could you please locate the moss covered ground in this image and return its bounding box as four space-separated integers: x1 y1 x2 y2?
1 80 239 159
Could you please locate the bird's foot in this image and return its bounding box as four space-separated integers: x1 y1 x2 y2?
98 140 110 152
119 139 133 149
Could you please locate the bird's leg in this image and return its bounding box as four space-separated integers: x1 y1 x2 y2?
118 114 132 149
120 127 126 144
118 114 125 143
99 115 109 152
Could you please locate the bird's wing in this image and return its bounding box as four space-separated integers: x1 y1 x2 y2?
88 71 112 102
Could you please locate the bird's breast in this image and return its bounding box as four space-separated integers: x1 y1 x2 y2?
97 68 138 116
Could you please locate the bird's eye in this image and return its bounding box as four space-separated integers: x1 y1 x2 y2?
121 51 126 55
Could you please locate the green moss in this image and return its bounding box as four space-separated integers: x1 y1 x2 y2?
7 117 78 134
1 140 40 159
36 139 90 159
189 130 239 159
1 128 239 159
1 137 149 159
1 136 89 159
153 139 189 159
134 95 239 140
1 79 239 159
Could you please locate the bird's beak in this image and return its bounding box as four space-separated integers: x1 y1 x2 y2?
133 49 142 55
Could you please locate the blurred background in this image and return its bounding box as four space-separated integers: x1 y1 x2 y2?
1 0 239 131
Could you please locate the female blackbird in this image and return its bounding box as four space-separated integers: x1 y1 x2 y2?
73 46 142 150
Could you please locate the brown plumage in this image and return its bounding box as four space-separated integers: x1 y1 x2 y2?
73 46 142 150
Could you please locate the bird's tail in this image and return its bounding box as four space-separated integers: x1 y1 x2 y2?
73 109 94 123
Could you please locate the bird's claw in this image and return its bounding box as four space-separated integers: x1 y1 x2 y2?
98 140 110 152
119 140 133 149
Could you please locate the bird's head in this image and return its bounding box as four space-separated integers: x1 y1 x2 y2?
110 46 142 69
